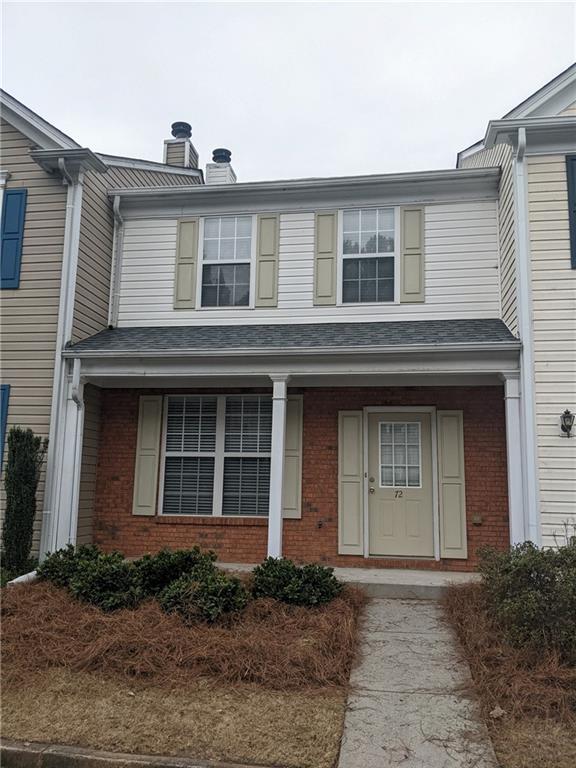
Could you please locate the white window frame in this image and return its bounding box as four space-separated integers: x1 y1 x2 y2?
378 420 422 489
196 214 258 310
337 206 400 305
158 394 272 517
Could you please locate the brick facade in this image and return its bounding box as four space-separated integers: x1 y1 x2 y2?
93 386 509 571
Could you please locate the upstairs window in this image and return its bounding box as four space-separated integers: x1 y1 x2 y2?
201 215 252 307
342 207 395 303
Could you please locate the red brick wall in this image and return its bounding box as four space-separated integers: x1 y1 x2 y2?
93 386 509 571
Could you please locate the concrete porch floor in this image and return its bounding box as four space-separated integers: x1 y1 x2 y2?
219 563 479 600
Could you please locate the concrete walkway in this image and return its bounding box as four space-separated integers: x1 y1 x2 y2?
338 599 497 768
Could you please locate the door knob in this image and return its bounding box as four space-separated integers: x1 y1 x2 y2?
369 487 375 494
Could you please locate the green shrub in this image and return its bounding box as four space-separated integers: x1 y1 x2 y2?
37 544 103 587
2 427 48 572
69 553 141 612
158 571 249 623
479 541 576 663
134 547 217 596
252 557 343 606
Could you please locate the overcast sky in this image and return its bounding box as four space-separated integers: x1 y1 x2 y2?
3 2 575 180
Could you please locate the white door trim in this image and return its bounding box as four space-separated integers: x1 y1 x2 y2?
362 406 439 561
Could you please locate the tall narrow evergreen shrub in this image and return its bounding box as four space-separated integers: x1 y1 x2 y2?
2 427 48 571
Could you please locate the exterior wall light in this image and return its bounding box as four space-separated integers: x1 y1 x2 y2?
560 409 575 438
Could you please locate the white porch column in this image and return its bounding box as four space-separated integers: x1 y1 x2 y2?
503 374 525 545
49 359 85 552
267 375 290 558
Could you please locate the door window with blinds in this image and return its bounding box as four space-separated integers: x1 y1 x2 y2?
200 215 253 307
341 208 396 303
379 422 421 488
161 395 272 516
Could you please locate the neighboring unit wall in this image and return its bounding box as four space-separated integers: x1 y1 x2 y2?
460 144 518 335
527 155 576 546
0 118 67 549
92 386 509 570
72 166 202 343
117 200 501 326
76 384 101 545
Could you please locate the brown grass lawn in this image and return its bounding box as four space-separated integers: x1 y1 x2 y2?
1 582 365 768
444 583 576 768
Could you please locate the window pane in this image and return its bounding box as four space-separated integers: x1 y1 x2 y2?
202 264 251 307
163 457 214 515
343 259 359 279
166 396 217 453
203 238 219 260
394 466 407 487
225 396 272 452
222 457 270 516
342 280 359 303
378 208 394 230
378 256 394 278
378 233 394 253
220 217 235 237
343 210 359 232
360 259 376 279
343 234 359 254
407 444 420 465
360 279 376 302
201 285 218 306
236 216 252 237
204 218 220 238
236 237 251 259
407 467 420 487
381 466 393 487
407 423 420 443
361 232 377 254
377 280 394 302
361 209 377 230
220 238 235 260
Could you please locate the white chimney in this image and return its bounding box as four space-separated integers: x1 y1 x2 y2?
164 122 199 169
206 148 237 185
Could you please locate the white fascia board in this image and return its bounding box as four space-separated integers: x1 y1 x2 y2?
97 153 203 180
0 89 80 150
31 148 108 175
107 167 500 217
503 64 576 119
484 117 576 151
455 139 485 167
63 341 521 359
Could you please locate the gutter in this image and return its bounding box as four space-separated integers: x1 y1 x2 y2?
63 340 521 359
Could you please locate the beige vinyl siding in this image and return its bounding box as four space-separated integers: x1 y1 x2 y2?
527 155 576 546
118 200 501 326
560 101 576 116
460 144 517 335
76 384 101 545
71 165 203 343
0 118 67 551
165 142 186 167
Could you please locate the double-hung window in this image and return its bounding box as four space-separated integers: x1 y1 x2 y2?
342 207 396 303
161 395 272 516
201 215 252 307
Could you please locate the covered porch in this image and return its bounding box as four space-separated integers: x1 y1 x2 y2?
44 320 523 571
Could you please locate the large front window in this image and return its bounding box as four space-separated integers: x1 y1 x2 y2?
201 215 252 307
342 208 395 303
162 395 272 516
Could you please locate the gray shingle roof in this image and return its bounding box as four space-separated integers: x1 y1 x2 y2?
66 319 518 355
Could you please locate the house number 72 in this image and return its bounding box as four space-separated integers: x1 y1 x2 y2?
394 490 404 499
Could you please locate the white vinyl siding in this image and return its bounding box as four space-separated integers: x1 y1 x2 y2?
459 143 517 335
117 200 500 325
161 394 272 517
527 155 576 547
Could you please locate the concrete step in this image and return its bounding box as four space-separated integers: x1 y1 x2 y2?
219 563 479 600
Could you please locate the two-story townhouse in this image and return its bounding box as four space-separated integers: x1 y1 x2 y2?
458 63 576 549
60 152 524 572
0 91 203 555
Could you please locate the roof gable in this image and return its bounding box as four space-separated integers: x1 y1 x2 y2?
0 89 80 149
503 63 576 118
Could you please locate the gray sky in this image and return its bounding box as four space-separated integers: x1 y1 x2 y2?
3 1 575 181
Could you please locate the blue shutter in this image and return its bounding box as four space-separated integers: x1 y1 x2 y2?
1 188 27 289
567 156 576 270
0 384 9 471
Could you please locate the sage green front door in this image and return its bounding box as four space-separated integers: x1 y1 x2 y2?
368 412 434 557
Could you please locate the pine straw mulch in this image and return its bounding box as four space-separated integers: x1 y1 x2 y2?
1 582 366 768
444 582 576 768
1 580 365 690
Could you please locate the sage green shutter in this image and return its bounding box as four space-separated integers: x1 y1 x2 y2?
314 211 337 305
338 411 364 555
282 395 303 519
437 410 467 559
132 396 163 516
173 218 198 309
400 207 425 303
255 213 279 307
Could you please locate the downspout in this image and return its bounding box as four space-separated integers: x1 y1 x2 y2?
67 357 84 545
40 159 85 557
513 127 541 545
108 195 124 327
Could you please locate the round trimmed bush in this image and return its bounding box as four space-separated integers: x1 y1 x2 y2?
158 571 249 623
37 544 104 588
69 553 141 612
252 557 343 606
134 547 217 596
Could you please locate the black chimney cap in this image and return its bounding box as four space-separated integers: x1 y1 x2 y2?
212 148 232 163
171 121 192 139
